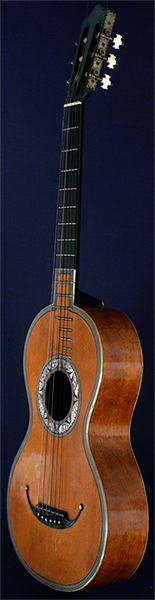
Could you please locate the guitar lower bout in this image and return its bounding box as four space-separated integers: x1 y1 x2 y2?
7 304 148 591
7 304 108 591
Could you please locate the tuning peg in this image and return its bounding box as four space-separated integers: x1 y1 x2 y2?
67 79 70 85
112 34 123 49
106 53 117 69
71 61 74 65
101 74 112 90
75 41 78 47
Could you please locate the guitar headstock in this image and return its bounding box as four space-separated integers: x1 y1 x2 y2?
66 5 123 104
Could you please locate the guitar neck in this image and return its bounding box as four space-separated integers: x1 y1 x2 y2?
53 101 83 307
51 6 119 310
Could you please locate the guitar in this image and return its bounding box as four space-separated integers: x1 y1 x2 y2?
7 5 148 592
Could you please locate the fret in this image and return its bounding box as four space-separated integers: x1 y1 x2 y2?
61 168 78 172
55 279 74 284
55 294 72 300
63 126 79 131
58 206 76 209
59 328 72 331
63 347 72 351
56 254 75 257
58 206 77 210
64 101 82 107
59 188 77 191
58 222 76 225
56 306 71 309
61 337 72 341
62 148 78 152
56 295 73 299
55 317 73 321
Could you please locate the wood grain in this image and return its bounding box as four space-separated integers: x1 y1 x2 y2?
7 305 148 590
8 308 103 588
86 307 148 586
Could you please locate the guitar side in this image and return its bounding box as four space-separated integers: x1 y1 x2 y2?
87 306 149 586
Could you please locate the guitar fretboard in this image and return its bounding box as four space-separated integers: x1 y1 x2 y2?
53 101 82 306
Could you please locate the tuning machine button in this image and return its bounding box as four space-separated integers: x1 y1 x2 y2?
106 53 117 69
112 34 123 49
101 74 112 90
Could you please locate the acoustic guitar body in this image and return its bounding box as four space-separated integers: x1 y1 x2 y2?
7 304 148 592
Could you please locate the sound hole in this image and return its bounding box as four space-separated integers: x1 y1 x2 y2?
45 371 72 422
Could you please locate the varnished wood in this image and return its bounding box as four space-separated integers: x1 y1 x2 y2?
87 307 148 586
7 305 148 590
8 308 103 588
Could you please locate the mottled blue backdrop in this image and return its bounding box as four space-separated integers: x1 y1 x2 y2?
2 1 154 599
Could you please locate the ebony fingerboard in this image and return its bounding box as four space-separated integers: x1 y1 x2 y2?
55 101 83 272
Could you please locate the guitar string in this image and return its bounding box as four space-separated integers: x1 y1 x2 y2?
54 102 78 510
37 106 67 508
56 102 82 513
54 107 69 508
37 205 58 507
46 104 69 509
38 101 80 516
74 103 85 567
56 104 77 510
46 113 67 509
52 102 80 511
48 102 72 510
53 102 75 510
58 102 82 511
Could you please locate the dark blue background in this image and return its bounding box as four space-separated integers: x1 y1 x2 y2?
2 1 154 599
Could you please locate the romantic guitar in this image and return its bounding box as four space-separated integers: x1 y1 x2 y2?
7 5 148 592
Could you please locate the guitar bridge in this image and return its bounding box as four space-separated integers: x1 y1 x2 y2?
25 485 83 529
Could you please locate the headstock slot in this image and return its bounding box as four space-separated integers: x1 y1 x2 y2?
84 21 102 79
66 6 117 104
75 25 89 67
66 5 107 104
86 10 116 91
